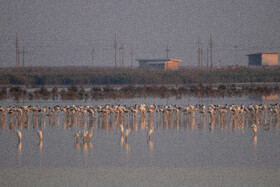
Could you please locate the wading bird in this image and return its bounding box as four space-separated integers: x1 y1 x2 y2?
74 130 81 142
119 124 124 135
251 124 257 135
123 128 131 142
80 130 88 142
87 130 94 141
16 129 22 142
37 130 43 141
147 127 154 140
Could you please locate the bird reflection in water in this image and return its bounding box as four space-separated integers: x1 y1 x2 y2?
81 141 88 164
240 122 245 134
120 135 124 146
88 141 93 152
120 136 131 158
17 141 22 166
38 141 43 165
132 117 138 132
253 135 258 161
17 141 22 153
147 139 154 158
253 135 257 149
209 121 214 132
74 141 81 153
124 142 131 158
0 115 5 129
38 141 43 153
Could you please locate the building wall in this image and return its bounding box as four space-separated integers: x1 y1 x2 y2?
248 54 262 66
165 61 178 70
262 53 278 65
149 63 165 70
138 58 182 70
139 61 165 70
139 61 149 68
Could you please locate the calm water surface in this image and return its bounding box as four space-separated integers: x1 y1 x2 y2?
0 95 279 186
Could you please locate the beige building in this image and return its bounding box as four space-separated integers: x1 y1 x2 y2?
247 53 278 66
137 58 182 70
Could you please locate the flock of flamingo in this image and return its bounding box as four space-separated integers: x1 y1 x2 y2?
0 103 279 144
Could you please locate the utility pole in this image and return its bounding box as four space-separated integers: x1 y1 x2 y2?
165 45 170 60
201 47 203 68
120 42 124 67
130 47 133 68
16 33 20 68
234 45 238 66
92 46 95 67
210 33 213 68
207 47 209 68
114 34 117 68
22 47 25 68
198 36 201 68
165 45 170 70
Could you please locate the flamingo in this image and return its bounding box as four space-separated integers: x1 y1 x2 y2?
123 128 131 142
119 124 124 135
16 130 22 142
251 124 257 135
147 127 154 140
74 130 81 141
37 130 43 141
80 130 88 141
87 130 94 141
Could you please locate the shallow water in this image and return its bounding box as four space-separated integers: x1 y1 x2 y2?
1 167 279 187
0 95 279 186
0 94 273 107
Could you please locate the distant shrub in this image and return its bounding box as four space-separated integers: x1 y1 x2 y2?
103 85 114 92
120 85 136 92
39 86 50 97
51 87 58 95
91 87 102 92
218 84 226 90
0 87 7 99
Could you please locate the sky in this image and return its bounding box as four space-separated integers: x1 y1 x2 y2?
1 0 280 68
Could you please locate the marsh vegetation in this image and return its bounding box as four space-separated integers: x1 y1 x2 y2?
0 66 280 100
1 66 280 86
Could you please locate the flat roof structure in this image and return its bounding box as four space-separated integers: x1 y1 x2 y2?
247 53 278 66
136 58 182 70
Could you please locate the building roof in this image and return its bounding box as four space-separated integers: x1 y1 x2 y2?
136 58 182 63
247 52 278 56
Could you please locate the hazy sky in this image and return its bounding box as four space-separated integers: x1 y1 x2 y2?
1 0 279 67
